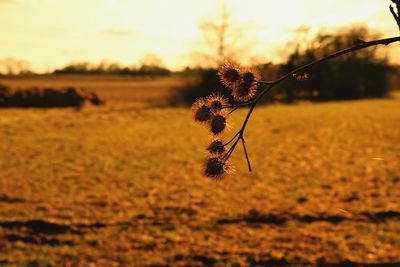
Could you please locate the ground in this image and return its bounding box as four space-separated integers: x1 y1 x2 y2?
0 75 399 266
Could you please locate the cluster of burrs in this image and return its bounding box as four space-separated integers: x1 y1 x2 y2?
192 62 261 179
191 1 400 180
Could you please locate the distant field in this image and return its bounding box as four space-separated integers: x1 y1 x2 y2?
0 75 399 266
0 74 194 106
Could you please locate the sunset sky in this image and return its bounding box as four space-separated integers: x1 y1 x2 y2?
0 0 399 72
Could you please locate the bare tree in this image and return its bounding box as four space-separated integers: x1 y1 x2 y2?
0 57 31 75
192 0 257 68
139 54 165 69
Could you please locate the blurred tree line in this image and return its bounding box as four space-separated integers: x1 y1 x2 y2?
173 27 399 105
0 58 33 75
272 27 394 102
52 61 170 76
53 55 170 76
0 54 171 76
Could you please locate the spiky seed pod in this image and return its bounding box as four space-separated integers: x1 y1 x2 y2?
204 157 233 179
242 67 261 84
207 139 226 155
232 81 256 102
206 94 228 114
243 72 255 84
210 114 227 135
192 98 213 123
231 68 261 102
218 62 242 91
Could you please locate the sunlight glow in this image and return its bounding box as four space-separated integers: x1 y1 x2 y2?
0 0 398 72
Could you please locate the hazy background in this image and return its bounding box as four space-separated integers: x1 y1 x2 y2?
0 1 400 266
1 0 399 73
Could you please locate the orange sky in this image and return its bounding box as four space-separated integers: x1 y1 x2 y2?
0 0 399 72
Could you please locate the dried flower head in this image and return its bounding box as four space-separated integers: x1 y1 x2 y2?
210 114 227 135
204 157 233 179
218 62 242 90
242 67 261 83
231 81 256 102
231 67 261 102
207 139 226 155
206 94 228 114
192 98 213 123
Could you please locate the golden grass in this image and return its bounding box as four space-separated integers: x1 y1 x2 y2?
0 76 399 266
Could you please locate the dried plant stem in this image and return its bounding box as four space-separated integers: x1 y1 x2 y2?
228 106 239 114
224 35 400 171
391 0 400 31
240 137 252 172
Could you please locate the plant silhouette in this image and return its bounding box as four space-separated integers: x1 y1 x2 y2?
192 2 400 178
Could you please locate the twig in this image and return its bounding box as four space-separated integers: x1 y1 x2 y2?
389 0 400 30
240 137 252 172
391 0 400 31
224 131 240 146
228 106 239 114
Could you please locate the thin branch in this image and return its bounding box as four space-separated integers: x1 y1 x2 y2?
224 131 240 146
390 0 400 31
252 36 400 129
240 137 252 172
257 80 275 86
222 139 239 161
222 101 254 109
228 106 239 114
266 36 400 87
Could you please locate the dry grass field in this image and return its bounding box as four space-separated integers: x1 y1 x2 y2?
0 74 192 106
0 75 399 266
